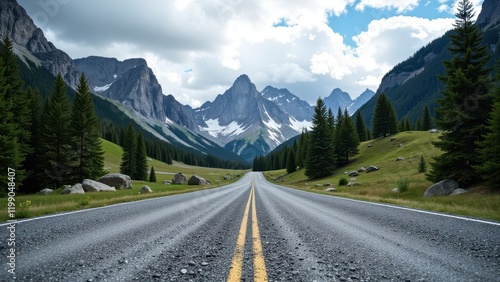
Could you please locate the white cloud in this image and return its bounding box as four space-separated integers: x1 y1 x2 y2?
18 0 463 106
356 0 420 13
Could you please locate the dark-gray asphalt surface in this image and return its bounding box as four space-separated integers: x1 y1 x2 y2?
1 172 499 281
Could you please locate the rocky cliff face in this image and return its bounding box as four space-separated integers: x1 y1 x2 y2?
0 0 78 88
74 56 165 121
477 0 500 29
261 86 314 122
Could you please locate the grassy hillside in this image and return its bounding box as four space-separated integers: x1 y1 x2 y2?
265 131 500 222
0 139 246 222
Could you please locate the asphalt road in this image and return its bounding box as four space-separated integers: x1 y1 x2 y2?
1 172 499 281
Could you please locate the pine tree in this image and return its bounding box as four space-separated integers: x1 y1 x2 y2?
355 111 367 141
149 166 157 182
336 109 360 164
387 99 399 135
0 60 21 194
120 124 137 177
1 36 30 185
476 63 500 189
21 87 43 193
372 93 389 138
305 98 337 179
295 129 308 169
39 73 73 188
428 0 493 186
418 155 427 173
286 149 296 173
134 132 148 180
421 104 432 131
70 73 105 182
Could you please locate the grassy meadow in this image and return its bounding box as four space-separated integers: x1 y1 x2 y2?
0 139 247 222
264 131 500 222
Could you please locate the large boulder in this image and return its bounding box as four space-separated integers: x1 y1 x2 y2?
424 179 459 197
82 179 116 192
366 166 379 173
172 173 187 184
61 184 85 194
98 173 132 189
140 185 153 194
188 175 210 185
39 188 54 195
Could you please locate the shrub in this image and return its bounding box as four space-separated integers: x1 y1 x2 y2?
339 178 348 186
397 178 410 192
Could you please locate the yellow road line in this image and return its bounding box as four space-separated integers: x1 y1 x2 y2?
227 186 253 282
251 178 268 281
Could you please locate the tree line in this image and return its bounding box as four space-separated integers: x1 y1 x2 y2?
0 36 104 193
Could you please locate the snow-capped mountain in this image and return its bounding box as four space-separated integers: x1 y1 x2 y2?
324 88 375 115
194 75 311 161
261 86 314 123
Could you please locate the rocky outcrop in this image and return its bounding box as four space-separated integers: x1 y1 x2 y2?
188 175 210 185
172 173 187 184
424 179 459 197
0 0 78 88
98 173 132 190
62 184 85 194
82 179 116 192
378 67 424 93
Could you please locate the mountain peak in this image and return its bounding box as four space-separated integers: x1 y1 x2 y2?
229 74 257 96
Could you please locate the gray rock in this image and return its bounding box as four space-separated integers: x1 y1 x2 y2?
163 180 171 185
40 188 54 195
98 173 132 189
61 183 85 194
140 185 153 194
390 137 397 142
451 188 468 196
396 157 405 161
366 166 379 173
428 129 439 133
424 179 459 197
392 188 400 193
172 173 187 184
82 179 116 192
223 173 232 180
348 171 359 177
367 144 372 148
357 167 366 172
347 182 360 187
325 187 336 192
188 175 210 185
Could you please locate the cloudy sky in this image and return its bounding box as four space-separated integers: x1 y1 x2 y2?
18 0 484 107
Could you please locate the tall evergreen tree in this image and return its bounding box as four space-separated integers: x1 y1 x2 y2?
336 109 360 164
134 132 148 180
286 149 296 173
387 98 399 135
295 129 308 169
1 36 30 185
354 111 368 141
421 104 433 130
0 60 20 194
149 166 157 182
428 0 493 186
21 87 43 193
39 73 73 188
476 63 500 189
120 124 137 177
70 73 105 181
372 93 389 138
305 98 336 179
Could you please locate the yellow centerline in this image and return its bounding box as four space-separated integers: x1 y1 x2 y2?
227 185 252 281
251 178 268 281
227 176 268 281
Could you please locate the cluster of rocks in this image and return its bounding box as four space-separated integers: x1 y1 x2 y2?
172 173 211 185
39 173 133 195
424 179 467 197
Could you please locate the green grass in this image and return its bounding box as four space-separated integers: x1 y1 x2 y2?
0 139 246 222
265 131 500 222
